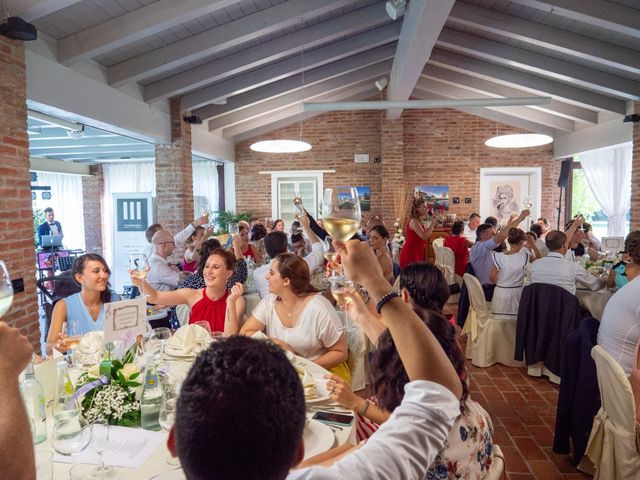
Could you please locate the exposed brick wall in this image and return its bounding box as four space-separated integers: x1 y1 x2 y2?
0 36 39 348
155 98 194 247
235 111 383 221
403 109 559 225
632 101 639 232
380 118 404 227
235 109 561 230
82 165 103 255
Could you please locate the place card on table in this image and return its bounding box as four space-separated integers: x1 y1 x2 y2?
52 426 167 468
103 297 147 345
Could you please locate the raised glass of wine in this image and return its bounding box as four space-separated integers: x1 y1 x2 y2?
321 188 361 243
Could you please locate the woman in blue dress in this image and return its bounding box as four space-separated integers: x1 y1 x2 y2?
46 253 120 355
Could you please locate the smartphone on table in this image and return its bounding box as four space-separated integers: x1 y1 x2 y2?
311 411 355 427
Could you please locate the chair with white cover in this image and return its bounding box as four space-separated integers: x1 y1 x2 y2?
462 273 524 368
579 346 640 478
432 237 445 249
440 246 461 303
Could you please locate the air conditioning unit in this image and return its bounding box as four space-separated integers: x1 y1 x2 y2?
354 154 369 163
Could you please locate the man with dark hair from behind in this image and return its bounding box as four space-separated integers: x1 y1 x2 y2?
530 230 602 295
169 240 462 480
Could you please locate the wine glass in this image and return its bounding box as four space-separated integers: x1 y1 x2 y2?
323 236 339 275
523 195 533 210
150 327 172 360
321 188 361 243
329 275 355 328
63 322 82 366
129 254 150 297
159 396 180 465
193 321 212 350
51 414 92 480
91 419 111 478
0 260 14 317
293 192 304 219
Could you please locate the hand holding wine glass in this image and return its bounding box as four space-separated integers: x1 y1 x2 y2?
128 254 150 297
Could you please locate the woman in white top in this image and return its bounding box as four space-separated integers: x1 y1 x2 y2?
490 228 540 317
234 253 349 376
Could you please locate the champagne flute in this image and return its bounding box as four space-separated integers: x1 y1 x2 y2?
129 254 150 297
0 260 14 317
321 188 362 244
150 327 172 360
91 419 111 478
51 415 92 480
523 195 533 210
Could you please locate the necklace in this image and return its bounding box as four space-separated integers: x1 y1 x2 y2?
81 291 101 317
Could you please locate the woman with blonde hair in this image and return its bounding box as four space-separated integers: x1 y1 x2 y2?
399 197 437 269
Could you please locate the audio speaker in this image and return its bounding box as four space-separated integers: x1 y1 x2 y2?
557 159 571 188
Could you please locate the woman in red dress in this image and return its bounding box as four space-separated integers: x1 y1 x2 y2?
399 197 437 269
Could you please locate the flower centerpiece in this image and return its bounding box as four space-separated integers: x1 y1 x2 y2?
75 343 142 426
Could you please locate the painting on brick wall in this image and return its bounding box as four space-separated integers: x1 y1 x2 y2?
414 185 449 212
355 186 371 211
479 167 542 225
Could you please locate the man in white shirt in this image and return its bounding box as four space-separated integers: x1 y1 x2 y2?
463 213 481 243
168 240 462 480
144 215 209 259
147 230 183 291
530 230 603 295
254 215 324 298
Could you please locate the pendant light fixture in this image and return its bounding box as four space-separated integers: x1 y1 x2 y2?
485 133 553 148
249 19 311 154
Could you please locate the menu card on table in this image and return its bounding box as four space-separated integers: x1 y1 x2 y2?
52 426 167 468
103 297 147 345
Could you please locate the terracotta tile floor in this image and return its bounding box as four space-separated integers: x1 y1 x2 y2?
467 363 592 479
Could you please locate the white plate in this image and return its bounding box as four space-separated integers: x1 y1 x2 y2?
303 420 335 460
306 375 330 404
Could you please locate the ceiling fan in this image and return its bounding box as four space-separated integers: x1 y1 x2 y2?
303 96 552 112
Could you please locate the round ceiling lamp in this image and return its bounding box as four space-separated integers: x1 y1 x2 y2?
250 139 312 153
485 133 553 148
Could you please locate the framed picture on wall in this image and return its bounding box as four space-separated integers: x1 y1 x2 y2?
479 168 541 225
414 185 449 211
355 186 371 211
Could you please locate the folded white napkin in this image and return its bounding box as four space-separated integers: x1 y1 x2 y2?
251 331 270 342
165 324 210 357
79 331 104 351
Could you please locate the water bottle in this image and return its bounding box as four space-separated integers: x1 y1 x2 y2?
53 360 78 422
140 356 162 431
20 360 47 444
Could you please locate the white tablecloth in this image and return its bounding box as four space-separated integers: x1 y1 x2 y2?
34 352 356 479
576 287 613 320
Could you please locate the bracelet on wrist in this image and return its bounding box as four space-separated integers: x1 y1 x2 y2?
358 399 370 416
375 291 400 314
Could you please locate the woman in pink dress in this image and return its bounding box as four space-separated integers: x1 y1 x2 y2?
399 197 437 269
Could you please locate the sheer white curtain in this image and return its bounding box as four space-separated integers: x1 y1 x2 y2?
32 171 85 250
192 159 219 216
102 162 156 267
578 144 632 236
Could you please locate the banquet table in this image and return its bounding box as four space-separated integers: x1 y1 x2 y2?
34 350 356 479
576 286 613 320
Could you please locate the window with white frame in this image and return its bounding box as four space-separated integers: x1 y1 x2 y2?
270 171 324 228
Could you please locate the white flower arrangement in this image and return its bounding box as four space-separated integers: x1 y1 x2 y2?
392 218 405 247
